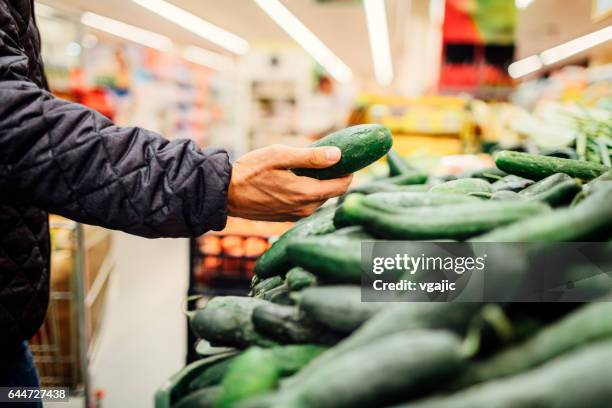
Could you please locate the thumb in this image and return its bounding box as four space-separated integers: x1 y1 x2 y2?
273 146 341 169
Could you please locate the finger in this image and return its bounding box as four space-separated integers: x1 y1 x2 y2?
301 174 353 201
269 145 341 169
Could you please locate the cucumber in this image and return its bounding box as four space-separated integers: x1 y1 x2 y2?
518 173 581 206
344 182 429 197
490 190 524 201
401 341 612 408
190 297 276 348
270 345 328 376
290 302 481 383
380 172 429 186
429 178 492 195
285 267 318 291
341 194 549 240
251 275 283 297
175 386 221 408
387 149 415 176
456 301 612 388
292 124 392 179
471 186 612 242
286 234 363 283
189 359 236 391
584 169 612 195
259 283 292 305
252 303 327 344
277 331 466 408
490 175 534 192
254 206 336 278
298 286 385 333
461 167 508 181
216 347 281 408
494 150 609 181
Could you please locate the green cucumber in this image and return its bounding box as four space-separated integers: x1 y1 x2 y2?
270 345 328 377
456 301 612 388
277 331 466 408
285 267 318 291
190 297 276 348
251 276 283 297
292 124 392 179
386 149 415 176
298 285 385 333
259 283 292 305
518 173 581 206
252 303 327 344
341 194 549 240
584 169 612 195
490 191 525 201
401 341 612 408
490 175 534 192
461 167 508 181
381 172 428 186
494 150 609 181
254 206 336 278
189 359 236 391
344 182 429 197
215 347 280 408
429 178 492 195
471 185 612 242
175 386 221 408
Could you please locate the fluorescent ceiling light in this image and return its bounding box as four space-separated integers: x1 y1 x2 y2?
539 25 612 65
131 0 249 55
508 55 542 78
253 0 353 83
515 0 534 9
81 12 173 51
364 0 393 86
182 46 235 72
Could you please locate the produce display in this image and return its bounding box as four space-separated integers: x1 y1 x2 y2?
158 123 612 407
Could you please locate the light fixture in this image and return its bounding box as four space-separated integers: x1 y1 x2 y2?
81 12 173 51
364 0 393 86
131 0 249 55
253 0 353 83
539 25 612 65
508 55 542 78
182 46 235 72
515 0 534 9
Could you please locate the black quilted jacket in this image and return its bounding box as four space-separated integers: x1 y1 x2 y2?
0 0 231 348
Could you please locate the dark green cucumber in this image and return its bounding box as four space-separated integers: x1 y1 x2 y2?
285 267 318 291
252 303 327 344
190 297 276 348
456 301 612 388
269 345 327 377
460 167 508 181
402 341 612 408
471 185 612 242
518 173 581 206
286 234 364 283
490 175 534 192
341 194 549 240
380 172 428 186
494 150 609 181
254 206 336 278
429 178 492 195
277 331 465 408
292 124 392 179
251 275 283 297
189 359 236 391
344 182 429 197
216 347 280 408
298 285 385 333
386 149 415 176
174 386 221 408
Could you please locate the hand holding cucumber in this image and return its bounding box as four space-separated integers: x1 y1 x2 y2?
227 144 352 221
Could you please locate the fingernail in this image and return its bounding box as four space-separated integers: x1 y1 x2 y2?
325 147 341 162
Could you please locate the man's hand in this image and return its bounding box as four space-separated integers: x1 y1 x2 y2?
228 145 352 221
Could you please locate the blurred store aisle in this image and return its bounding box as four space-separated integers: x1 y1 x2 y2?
91 232 189 407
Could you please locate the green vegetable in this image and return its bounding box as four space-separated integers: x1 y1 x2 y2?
285 267 318 291
471 185 612 242
189 359 236 391
292 124 392 179
461 167 508 181
215 348 280 408
259 283 292 305
341 194 549 240
270 345 328 376
584 169 612 195
277 331 466 408
251 276 283 297
254 206 336 278
518 173 581 206
252 303 327 344
386 149 415 176
429 178 492 195
364 191 481 210
175 386 221 408
401 341 612 408
298 285 385 333
490 191 524 201
190 297 276 348
380 172 428 186
344 182 429 197
490 175 534 192
456 301 612 388
494 150 609 181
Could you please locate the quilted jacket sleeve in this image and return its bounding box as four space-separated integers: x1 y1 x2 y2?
0 5 231 238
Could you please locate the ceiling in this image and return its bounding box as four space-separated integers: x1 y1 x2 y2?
39 0 413 84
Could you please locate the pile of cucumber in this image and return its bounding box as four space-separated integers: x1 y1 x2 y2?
159 129 612 408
